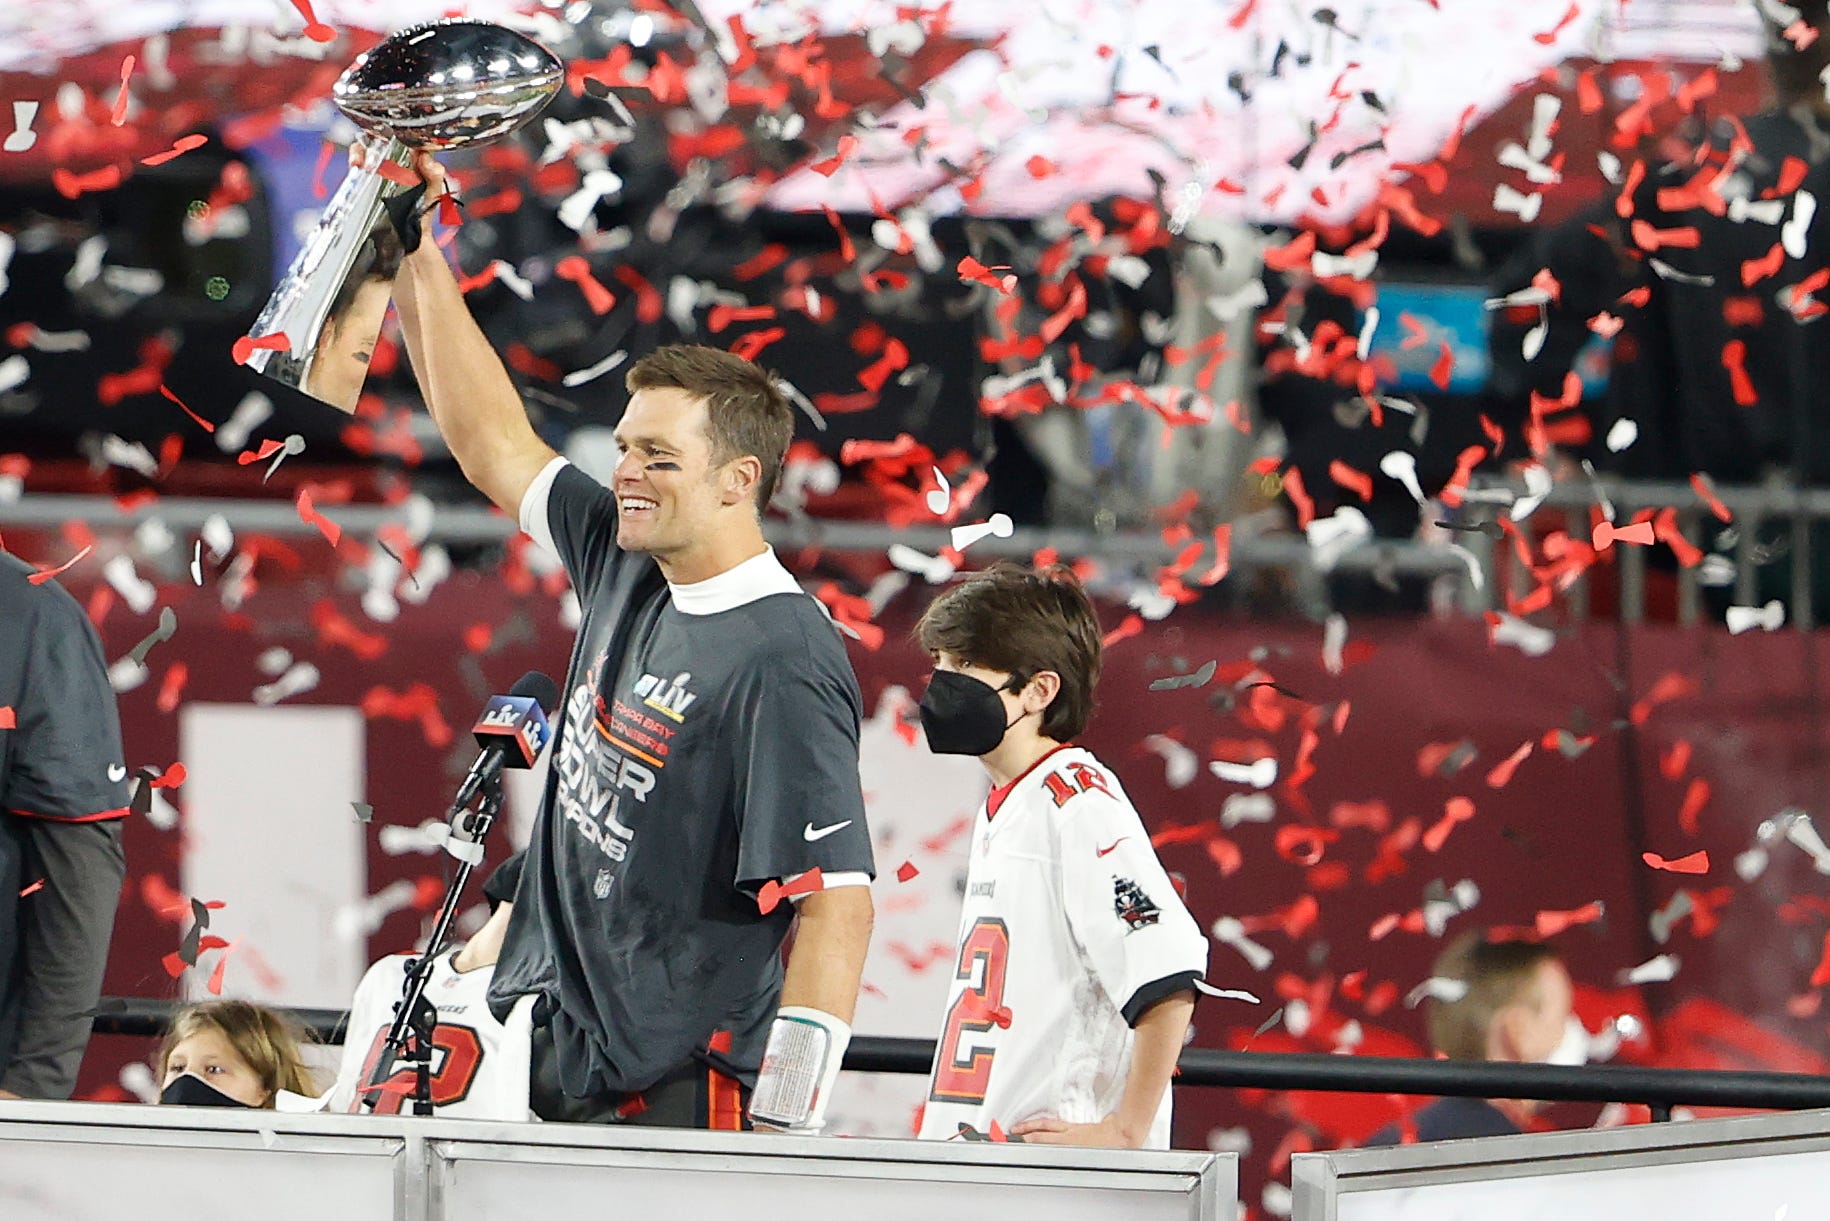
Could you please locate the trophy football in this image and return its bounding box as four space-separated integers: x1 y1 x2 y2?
243 19 564 411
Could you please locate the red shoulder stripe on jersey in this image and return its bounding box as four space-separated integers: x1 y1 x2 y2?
985 744 1074 821
8 805 130 823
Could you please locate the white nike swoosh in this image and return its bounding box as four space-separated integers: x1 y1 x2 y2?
803 819 853 842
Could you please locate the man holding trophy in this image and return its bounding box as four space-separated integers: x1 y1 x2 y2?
250 20 877 1134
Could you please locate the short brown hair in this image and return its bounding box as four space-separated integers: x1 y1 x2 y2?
158 999 319 1108
1427 932 1564 1062
914 564 1104 740
625 345 793 512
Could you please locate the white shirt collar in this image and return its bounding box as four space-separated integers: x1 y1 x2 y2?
667 548 802 615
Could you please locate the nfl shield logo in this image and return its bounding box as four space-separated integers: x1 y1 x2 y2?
594 868 614 899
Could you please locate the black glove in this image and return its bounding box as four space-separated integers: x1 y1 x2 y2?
383 183 428 255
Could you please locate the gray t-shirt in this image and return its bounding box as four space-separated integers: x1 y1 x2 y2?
488 463 874 1096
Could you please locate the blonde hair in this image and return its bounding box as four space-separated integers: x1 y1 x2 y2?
157 1000 319 1108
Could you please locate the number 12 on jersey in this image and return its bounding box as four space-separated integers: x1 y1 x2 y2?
929 917 1011 1105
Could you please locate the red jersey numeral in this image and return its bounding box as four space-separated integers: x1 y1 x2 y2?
354 1023 484 1113
1044 762 1111 807
929 917 1011 1106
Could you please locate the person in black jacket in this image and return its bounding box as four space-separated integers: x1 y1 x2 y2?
1363 932 1578 1147
0 553 129 1099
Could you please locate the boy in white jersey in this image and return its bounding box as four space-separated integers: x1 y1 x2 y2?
913 565 1207 1149
328 852 535 1119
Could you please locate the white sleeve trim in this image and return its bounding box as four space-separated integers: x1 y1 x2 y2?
518 456 570 561
788 870 872 902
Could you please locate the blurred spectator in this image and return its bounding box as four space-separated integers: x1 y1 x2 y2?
1362 932 1580 1146
157 999 319 1110
1486 2 1830 609
325 851 535 1119
0 552 129 1100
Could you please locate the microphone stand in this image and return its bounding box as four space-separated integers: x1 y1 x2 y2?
363 776 506 1116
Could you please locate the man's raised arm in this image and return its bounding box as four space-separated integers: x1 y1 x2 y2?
377 147 558 516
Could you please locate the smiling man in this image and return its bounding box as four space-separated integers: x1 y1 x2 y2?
376 146 875 1134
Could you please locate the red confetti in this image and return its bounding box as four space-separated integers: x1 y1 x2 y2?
1101 613 1145 648
149 764 187 790
758 868 826 916
1428 341 1455 391
27 544 92 586
1422 797 1475 853
141 134 210 167
1534 5 1580 45
1688 473 1734 523
1535 900 1605 937
159 383 215 433
232 333 290 366
1742 243 1786 287
1485 741 1533 789
19 878 44 899
1811 931 1830 988
296 488 343 547
1592 518 1656 549
53 166 124 199
1643 850 1710 875
111 55 136 126
1722 340 1758 406
237 439 286 466
288 0 338 42
157 663 189 714
1024 155 1057 179
0 706 13 729
1328 460 1373 502
1283 465 1314 528
957 256 1018 296
896 860 919 883
556 257 616 315
1679 777 1710 836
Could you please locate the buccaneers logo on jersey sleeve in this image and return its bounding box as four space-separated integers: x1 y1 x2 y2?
1112 877 1161 932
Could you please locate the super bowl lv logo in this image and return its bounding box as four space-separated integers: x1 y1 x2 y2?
556 682 651 864
634 672 696 721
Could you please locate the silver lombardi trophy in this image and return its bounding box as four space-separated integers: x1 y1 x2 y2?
243 19 563 412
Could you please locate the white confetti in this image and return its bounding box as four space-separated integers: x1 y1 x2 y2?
1142 734 1199 789
1621 953 1681 985
562 349 628 388
1784 190 1816 260
925 465 951 515
1404 976 1470 1008
1322 613 1347 676
1193 981 1261 1004
1220 793 1276 829
1726 599 1784 634
1605 418 1639 453
253 662 320 706
886 543 957 585
1380 450 1427 506
1210 757 1277 789
3 100 37 153
1210 916 1274 972
950 513 1014 552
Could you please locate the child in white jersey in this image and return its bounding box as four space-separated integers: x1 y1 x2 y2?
913 565 1207 1149
327 851 536 1119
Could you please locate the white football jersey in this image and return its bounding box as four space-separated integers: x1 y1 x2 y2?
918 746 1208 1149
328 950 535 1120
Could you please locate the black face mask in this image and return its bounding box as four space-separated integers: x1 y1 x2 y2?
920 670 1023 757
159 1073 251 1108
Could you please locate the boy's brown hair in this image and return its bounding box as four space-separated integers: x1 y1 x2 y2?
625 345 793 512
157 999 319 1108
915 564 1104 740
1426 932 1564 1062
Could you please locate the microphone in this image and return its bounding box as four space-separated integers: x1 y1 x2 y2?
450 671 559 816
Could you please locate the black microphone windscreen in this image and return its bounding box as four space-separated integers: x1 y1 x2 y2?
510 670 560 714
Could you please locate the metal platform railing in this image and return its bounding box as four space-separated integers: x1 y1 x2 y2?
87 996 1830 1121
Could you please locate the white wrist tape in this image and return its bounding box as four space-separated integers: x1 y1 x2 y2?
748 1006 850 1132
